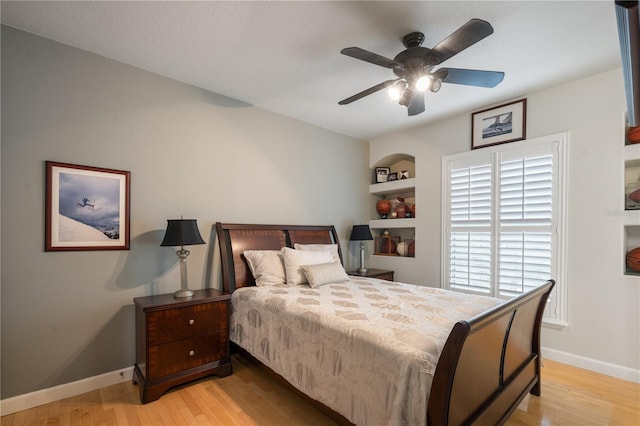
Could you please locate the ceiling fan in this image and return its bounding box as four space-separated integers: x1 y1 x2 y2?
338 19 505 116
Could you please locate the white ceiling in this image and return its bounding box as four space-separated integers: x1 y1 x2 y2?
1 1 623 140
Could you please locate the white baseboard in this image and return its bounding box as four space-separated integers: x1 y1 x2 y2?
542 346 640 383
2 351 638 416
0 366 134 416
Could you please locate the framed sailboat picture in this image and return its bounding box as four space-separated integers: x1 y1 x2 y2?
472 99 527 149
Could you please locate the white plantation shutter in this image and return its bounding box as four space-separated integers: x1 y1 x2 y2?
443 134 567 325
499 155 553 225
498 232 552 297
450 164 492 225
498 154 553 298
449 160 492 294
450 232 492 293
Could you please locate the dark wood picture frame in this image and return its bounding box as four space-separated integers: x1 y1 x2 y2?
472 98 527 149
45 161 131 251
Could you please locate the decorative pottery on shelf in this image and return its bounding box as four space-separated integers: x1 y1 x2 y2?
408 241 415 257
374 234 400 255
628 126 640 145
389 196 412 218
396 239 415 257
396 241 408 256
626 247 640 272
376 199 392 218
381 238 397 254
410 203 416 218
392 202 409 218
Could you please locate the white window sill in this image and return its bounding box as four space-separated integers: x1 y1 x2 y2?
543 319 568 330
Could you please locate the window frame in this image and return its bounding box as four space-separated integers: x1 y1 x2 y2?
441 132 568 327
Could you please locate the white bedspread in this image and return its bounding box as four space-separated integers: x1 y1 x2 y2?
230 277 502 426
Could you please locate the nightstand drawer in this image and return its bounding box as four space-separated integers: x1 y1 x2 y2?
148 301 228 345
148 330 228 378
372 271 394 281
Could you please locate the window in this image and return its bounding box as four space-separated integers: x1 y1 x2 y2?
443 133 567 326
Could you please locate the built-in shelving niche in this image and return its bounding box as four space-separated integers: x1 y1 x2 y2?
624 225 640 276
370 154 415 258
624 159 640 210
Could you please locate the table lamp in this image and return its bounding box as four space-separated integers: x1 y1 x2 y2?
350 224 373 274
160 219 205 298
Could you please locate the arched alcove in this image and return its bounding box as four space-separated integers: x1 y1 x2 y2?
369 153 416 260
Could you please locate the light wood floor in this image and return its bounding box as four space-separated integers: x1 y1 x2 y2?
2 354 638 425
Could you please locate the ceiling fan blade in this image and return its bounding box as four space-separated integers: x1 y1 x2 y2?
427 19 495 65
339 79 400 105
407 91 425 116
434 68 504 88
341 47 404 70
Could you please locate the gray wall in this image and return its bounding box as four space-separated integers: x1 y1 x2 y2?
1 26 370 398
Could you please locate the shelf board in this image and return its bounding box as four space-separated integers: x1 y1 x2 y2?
369 218 415 229
370 178 415 195
372 254 415 260
624 143 640 161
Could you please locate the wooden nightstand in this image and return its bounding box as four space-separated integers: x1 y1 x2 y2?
347 268 394 281
133 288 232 403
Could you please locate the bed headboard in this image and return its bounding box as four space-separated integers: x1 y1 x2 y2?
215 222 342 293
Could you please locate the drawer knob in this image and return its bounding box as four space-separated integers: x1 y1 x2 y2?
188 319 195 325
189 350 195 357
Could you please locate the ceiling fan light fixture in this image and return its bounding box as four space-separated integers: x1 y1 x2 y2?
415 75 431 92
399 88 413 107
388 80 407 100
430 77 442 93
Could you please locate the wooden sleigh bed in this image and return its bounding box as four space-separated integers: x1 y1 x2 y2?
215 222 555 426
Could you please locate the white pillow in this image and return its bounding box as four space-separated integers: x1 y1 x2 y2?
281 247 333 285
294 243 341 264
242 250 286 287
301 262 350 288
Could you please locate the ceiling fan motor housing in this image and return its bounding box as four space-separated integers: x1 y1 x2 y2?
402 31 426 48
393 47 435 81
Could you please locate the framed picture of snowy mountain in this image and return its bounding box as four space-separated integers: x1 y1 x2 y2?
472 98 527 149
45 161 130 251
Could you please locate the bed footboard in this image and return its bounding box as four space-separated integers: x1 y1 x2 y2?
427 280 555 426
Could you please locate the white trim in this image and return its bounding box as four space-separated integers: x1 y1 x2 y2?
0 366 134 416
554 134 569 325
542 346 640 383
442 132 569 324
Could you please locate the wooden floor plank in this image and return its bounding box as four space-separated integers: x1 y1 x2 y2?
0 413 16 426
56 396 71 426
2 355 638 425
67 393 83 426
507 359 640 426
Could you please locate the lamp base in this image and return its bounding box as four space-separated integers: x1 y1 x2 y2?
174 289 194 298
358 242 367 275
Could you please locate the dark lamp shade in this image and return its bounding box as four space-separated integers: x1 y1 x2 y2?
160 219 205 247
350 224 373 241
